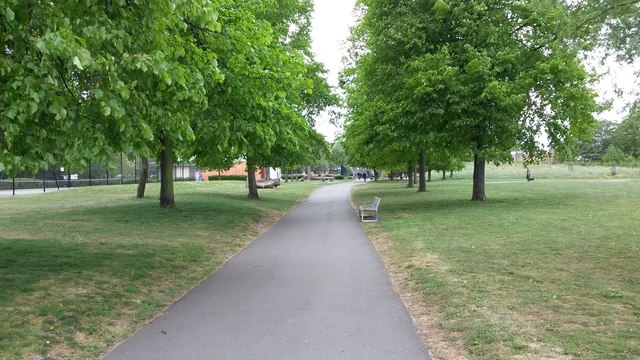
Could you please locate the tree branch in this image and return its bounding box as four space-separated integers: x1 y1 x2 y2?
56 59 79 100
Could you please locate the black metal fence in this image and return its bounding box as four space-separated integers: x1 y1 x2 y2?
0 155 198 194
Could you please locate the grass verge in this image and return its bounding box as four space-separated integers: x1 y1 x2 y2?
354 165 639 360
0 181 317 359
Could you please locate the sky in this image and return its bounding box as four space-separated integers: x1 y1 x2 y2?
310 0 357 142
309 1 639 142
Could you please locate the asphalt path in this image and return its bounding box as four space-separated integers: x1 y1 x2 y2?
105 181 428 359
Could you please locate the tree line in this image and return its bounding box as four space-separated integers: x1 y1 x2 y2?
340 0 639 200
1 0 338 206
570 105 640 166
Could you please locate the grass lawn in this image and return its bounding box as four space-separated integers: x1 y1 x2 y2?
353 164 639 360
0 180 317 359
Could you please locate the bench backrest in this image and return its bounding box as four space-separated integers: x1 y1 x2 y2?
372 196 381 208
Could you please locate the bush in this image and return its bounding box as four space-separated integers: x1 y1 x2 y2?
208 175 247 181
334 175 345 180
282 174 304 180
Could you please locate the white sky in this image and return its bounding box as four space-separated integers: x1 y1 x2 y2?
311 0 357 142
309 1 638 141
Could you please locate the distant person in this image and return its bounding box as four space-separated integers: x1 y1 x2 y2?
526 168 534 182
357 172 362 180
363 172 367 182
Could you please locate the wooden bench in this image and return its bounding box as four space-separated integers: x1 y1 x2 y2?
359 196 381 222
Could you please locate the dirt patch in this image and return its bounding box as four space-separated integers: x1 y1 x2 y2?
74 331 97 346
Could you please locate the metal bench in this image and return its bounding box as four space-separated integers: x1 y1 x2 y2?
359 196 381 222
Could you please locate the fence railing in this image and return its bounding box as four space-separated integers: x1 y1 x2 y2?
0 155 198 194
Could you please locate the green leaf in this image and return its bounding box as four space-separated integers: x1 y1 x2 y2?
5 7 14 21
102 106 111 116
29 102 38 115
72 56 84 70
5 107 17 119
35 39 49 54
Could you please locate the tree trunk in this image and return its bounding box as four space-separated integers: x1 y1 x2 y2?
413 169 417 185
247 157 259 200
407 164 414 188
450 170 453 178
427 169 432 182
472 152 486 201
442 170 446 180
136 157 149 199
418 150 426 192
159 136 175 208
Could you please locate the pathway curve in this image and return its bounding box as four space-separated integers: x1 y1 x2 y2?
105 181 428 359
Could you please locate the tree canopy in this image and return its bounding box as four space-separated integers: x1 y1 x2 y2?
1 0 336 205
342 0 601 200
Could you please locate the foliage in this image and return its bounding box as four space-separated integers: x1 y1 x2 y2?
343 0 601 200
602 145 630 165
185 0 336 199
207 175 247 181
610 105 640 158
577 120 617 162
570 0 640 62
1 0 336 205
1 0 222 176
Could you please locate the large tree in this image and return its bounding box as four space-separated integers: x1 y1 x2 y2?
344 0 600 200
189 0 336 200
1 1 224 207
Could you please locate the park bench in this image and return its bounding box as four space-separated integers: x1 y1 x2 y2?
359 196 381 222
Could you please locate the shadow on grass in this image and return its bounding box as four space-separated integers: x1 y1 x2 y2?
7 192 266 237
0 239 203 306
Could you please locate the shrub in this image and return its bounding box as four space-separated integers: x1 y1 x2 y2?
208 175 247 181
334 175 345 180
282 174 304 180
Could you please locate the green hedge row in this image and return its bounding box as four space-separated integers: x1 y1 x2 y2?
208 175 247 181
334 175 345 180
282 174 305 180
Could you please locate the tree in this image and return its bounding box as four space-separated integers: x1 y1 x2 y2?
1 1 224 208
578 120 617 162
611 105 640 158
570 0 640 62
602 145 627 165
344 0 600 201
188 0 336 200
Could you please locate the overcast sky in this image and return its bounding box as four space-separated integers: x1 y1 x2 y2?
309 1 638 141
310 0 357 142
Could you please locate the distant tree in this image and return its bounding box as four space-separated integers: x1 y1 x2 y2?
578 120 617 162
611 106 640 158
602 145 628 166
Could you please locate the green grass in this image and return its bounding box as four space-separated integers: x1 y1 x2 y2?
0 181 318 359
354 164 640 359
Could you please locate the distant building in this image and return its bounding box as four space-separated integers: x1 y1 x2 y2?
511 150 525 163
201 162 280 182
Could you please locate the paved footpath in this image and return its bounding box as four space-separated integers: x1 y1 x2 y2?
105 181 429 360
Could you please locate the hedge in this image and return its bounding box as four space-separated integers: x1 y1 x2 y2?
282 174 305 180
208 175 247 181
